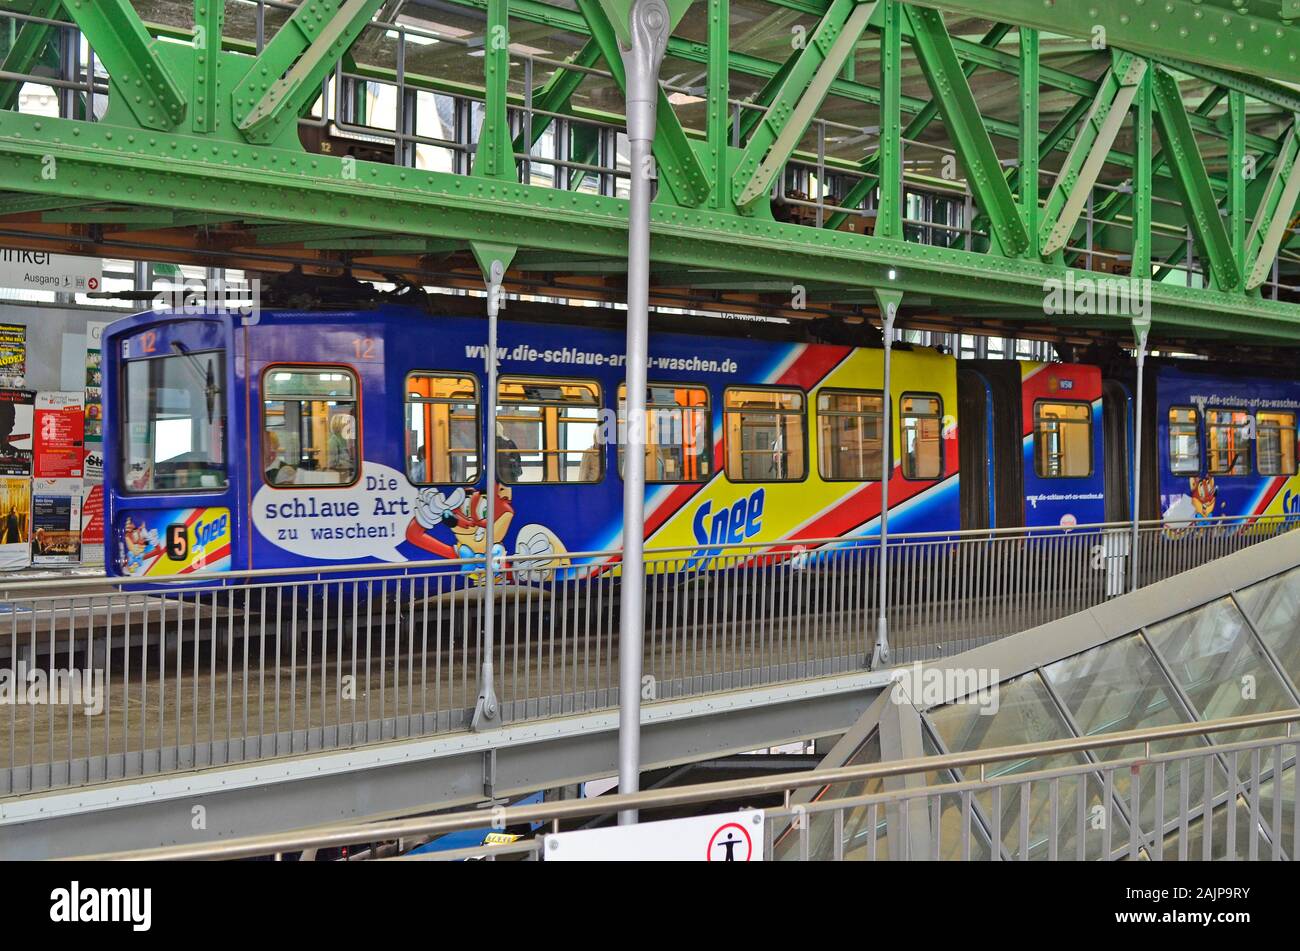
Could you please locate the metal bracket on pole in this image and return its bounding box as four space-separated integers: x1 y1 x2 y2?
615 0 668 826
871 286 902 670
471 245 515 732
1129 314 1150 595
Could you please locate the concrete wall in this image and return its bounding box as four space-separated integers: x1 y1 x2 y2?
0 300 129 392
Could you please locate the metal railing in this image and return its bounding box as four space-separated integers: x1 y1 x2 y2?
80 707 1300 861
1 514 1295 796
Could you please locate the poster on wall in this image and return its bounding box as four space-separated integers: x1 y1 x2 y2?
34 391 85 479
0 476 31 570
80 483 103 566
0 324 26 388
31 478 81 565
83 320 108 475
0 388 35 476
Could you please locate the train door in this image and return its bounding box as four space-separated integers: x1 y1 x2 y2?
956 369 993 530
1101 379 1132 522
957 361 1024 527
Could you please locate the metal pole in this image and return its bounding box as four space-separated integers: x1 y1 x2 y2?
872 297 898 669
616 0 668 825
471 259 505 731
1129 320 1150 594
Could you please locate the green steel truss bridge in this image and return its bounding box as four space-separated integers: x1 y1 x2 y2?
1 0 1300 348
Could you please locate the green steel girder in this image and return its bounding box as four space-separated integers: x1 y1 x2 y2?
513 39 601 152
0 0 62 112
824 20 1012 232
1018 27 1038 243
901 0 1300 87
472 0 515 182
706 0 728 210
730 0 876 213
233 0 385 145
904 4 1028 257
575 0 712 207
1229 90 1246 268
192 0 224 134
40 206 174 224
874 0 901 241
1151 65 1241 291
59 0 186 131
1 110 1293 340
1038 51 1146 257
1244 121 1300 291
1132 69 1153 278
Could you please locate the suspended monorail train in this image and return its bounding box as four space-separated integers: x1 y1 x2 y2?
102 305 1300 581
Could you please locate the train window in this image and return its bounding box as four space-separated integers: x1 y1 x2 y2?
901 394 944 480
1256 411 1297 476
817 389 883 481
1033 401 1092 478
405 373 480 485
1206 408 1251 476
616 384 711 483
497 377 602 484
262 367 359 487
724 388 806 482
1168 406 1200 475
122 351 227 493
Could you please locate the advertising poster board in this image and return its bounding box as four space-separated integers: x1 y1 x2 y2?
31 478 81 565
0 388 35 475
0 323 25 388
83 320 108 475
34 391 85 479
80 482 104 566
0 476 31 570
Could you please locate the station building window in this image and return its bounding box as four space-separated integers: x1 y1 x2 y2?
1256 410 1297 476
405 373 479 485
901 394 944 480
817 389 883 481
1168 406 1200 475
724 388 806 482
497 377 603 484
1033 400 1091 478
616 383 711 483
262 367 359 486
1206 408 1252 476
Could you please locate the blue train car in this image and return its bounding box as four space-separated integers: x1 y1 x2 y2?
104 305 975 581
1152 362 1300 525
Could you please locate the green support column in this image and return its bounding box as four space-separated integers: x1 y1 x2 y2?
192 0 225 134
874 0 901 241
1132 68 1153 280
730 0 878 214
233 0 385 145
1038 51 1145 257
1017 27 1038 245
0 0 62 112
472 0 517 181
904 5 1028 257
1243 122 1300 291
706 0 729 210
1229 90 1247 268
61 0 186 130
575 0 712 207
1151 65 1241 291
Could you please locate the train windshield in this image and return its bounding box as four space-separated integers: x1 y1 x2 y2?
123 350 227 492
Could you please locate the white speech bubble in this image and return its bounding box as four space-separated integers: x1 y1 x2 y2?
253 461 420 563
